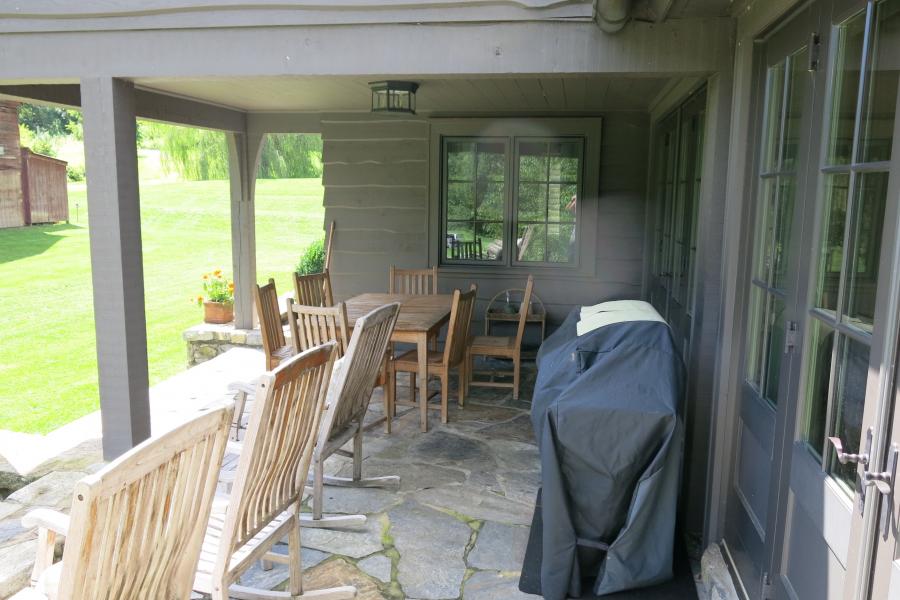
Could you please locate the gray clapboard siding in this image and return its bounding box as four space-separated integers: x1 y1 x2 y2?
322 114 431 300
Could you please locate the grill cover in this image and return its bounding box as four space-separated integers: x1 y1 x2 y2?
528 303 684 598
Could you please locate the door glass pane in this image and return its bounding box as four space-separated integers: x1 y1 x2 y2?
804 318 835 455
826 10 867 165
762 62 787 172
829 335 871 487
815 173 851 314
764 296 787 403
753 177 778 283
859 0 900 163
782 47 811 171
746 286 768 390
772 176 796 291
844 171 888 330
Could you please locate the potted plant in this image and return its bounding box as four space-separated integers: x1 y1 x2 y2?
197 269 234 324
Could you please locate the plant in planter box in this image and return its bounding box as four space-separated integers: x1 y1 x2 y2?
197 269 235 324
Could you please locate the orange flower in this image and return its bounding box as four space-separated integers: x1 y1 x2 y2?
213 269 223 278
228 282 235 292
202 274 209 280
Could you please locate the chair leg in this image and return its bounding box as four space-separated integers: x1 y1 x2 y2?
312 457 324 521
384 371 393 434
288 516 303 597
440 373 449 424
231 390 248 441
352 428 363 482
513 355 521 400
458 361 466 408
408 372 416 404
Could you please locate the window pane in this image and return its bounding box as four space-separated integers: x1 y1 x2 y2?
443 138 506 263
859 0 900 163
547 223 576 263
549 184 578 223
519 142 548 181
518 183 547 221
476 181 504 221
549 141 580 181
844 171 888 330
448 181 474 220
772 176 796 291
804 319 835 455
448 141 475 180
477 222 504 261
826 11 867 166
815 173 851 313
517 224 546 262
762 61 786 172
829 335 870 487
477 142 506 181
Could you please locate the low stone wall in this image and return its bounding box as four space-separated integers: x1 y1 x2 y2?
183 323 264 366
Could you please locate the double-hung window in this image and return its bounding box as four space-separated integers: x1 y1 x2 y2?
441 135 584 267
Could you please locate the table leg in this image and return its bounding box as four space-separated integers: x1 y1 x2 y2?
418 332 428 433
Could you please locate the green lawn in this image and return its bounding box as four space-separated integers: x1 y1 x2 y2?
0 177 324 434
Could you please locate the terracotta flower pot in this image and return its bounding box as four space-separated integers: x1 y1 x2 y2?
203 301 234 324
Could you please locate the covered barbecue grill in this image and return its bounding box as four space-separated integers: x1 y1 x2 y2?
523 301 685 598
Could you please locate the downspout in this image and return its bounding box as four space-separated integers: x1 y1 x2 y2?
596 0 632 33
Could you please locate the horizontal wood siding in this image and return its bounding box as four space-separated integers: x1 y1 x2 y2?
24 150 69 224
323 116 430 299
322 112 649 332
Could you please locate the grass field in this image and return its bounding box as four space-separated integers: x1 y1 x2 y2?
0 177 324 434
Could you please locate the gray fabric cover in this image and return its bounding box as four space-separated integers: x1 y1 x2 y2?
530 307 685 598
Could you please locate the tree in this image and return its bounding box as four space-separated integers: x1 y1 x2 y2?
18 104 81 137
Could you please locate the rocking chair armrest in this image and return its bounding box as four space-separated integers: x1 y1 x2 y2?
22 509 70 536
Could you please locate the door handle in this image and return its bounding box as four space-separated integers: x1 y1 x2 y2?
828 428 871 467
862 444 898 540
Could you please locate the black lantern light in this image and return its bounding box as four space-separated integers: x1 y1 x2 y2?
369 81 419 114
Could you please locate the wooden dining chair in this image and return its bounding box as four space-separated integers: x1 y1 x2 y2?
389 286 477 428
287 298 350 356
293 269 334 307
254 278 293 370
468 275 534 400
304 302 401 529
11 404 234 600
193 343 356 600
389 265 438 295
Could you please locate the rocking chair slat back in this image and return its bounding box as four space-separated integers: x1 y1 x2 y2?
288 300 350 357
293 270 334 307
389 265 438 295
56 405 234 600
254 278 287 368
220 343 336 557
320 303 400 441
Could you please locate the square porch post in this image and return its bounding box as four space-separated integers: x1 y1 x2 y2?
80 77 150 459
227 132 263 330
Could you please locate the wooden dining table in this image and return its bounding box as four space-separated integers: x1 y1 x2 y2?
344 293 453 432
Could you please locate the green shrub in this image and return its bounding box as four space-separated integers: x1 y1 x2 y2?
295 237 326 275
28 133 58 158
66 164 86 182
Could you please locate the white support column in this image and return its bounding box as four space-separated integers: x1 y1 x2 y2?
227 132 263 330
80 77 150 459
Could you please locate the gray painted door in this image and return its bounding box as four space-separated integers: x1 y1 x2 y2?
724 4 823 597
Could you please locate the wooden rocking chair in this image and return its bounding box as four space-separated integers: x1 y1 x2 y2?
194 343 355 600
10 404 234 600
303 302 401 529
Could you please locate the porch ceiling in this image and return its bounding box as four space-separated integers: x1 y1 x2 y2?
133 75 672 113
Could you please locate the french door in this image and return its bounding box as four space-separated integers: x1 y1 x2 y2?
725 5 823 598
726 0 900 598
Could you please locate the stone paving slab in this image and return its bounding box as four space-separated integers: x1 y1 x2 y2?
467 521 530 572
463 571 541 600
300 515 385 558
